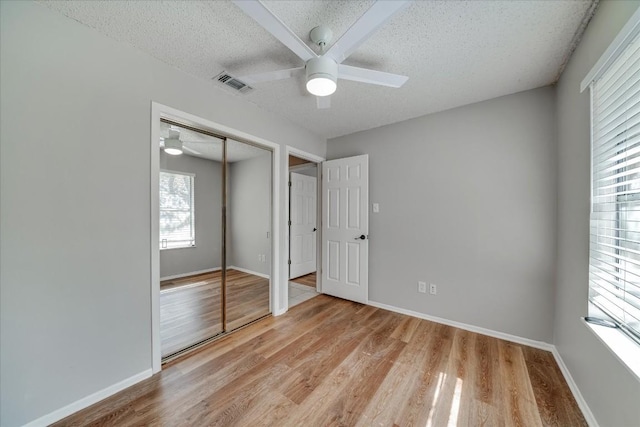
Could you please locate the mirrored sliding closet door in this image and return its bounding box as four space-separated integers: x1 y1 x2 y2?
158 121 272 359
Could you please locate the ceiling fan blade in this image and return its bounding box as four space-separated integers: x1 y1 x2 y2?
316 96 331 109
239 67 305 85
338 64 408 88
325 1 411 64
232 0 317 62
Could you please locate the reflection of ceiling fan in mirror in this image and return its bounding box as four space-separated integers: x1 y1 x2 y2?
160 128 205 156
232 0 410 109
159 123 268 163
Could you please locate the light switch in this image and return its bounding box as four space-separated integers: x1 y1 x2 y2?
372 203 379 213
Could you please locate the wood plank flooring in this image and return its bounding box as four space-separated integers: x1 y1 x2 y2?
290 271 316 288
54 295 586 426
160 269 270 357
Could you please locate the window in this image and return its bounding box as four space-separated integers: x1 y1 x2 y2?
160 170 195 249
589 30 640 345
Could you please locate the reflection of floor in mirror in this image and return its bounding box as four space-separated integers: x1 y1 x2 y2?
160 269 269 358
290 271 316 288
288 281 319 308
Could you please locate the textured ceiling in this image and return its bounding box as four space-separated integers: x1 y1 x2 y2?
41 0 596 139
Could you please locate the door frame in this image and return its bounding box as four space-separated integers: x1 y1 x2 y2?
150 102 281 373
285 146 325 303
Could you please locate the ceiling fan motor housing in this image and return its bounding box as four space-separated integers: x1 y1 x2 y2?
306 56 338 96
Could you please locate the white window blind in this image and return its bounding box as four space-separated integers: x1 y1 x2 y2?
590 30 640 344
160 171 195 249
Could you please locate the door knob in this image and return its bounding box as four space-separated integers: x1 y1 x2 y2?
355 234 367 240
313 228 317 232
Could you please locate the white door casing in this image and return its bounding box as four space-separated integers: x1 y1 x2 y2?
321 155 369 303
289 172 317 278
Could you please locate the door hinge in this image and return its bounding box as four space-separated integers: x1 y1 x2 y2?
288 181 292 187
288 220 291 226
288 259 291 265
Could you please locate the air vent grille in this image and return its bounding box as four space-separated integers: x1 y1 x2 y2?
214 72 253 94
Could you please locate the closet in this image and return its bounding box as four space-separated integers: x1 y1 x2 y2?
158 120 272 359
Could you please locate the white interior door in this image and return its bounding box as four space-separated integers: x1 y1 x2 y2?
289 172 317 279
321 155 369 303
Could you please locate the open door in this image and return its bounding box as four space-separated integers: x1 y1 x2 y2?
321 155 369 303
289 172 317 279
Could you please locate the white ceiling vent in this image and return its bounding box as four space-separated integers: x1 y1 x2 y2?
214 71 253 94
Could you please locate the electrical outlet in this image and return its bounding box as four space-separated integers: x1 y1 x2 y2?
258 254 262 262
429 284 437 295
372 203 380 213
418 281 427 293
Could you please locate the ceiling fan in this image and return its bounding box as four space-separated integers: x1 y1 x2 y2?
232 0 410 109
161 128 205 156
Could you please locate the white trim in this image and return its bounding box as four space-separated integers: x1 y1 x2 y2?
580 6 640 92
22 369 152 427
366 300 554 351
287 146 325 164
151 104 161 373
160 267 221 281
284 145 325 314
150 101 281 373
551 348 600 427
228 265 270 280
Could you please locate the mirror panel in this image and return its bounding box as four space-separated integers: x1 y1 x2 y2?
225 139 272 331
159 122 224 358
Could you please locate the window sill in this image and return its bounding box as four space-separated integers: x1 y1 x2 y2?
582 318 640 382
160 246 196 251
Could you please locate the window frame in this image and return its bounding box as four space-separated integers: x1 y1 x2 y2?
159 169 196 250
588 30 640 345
582 6 640 381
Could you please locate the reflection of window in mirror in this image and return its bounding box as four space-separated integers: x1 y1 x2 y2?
159 170 195 249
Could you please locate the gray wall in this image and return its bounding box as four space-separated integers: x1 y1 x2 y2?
328 86 557 343
159 151 222 278
228 154 272 276
0 2 325 426
555 1 640 426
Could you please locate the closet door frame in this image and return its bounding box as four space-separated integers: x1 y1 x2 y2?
150 102 280 373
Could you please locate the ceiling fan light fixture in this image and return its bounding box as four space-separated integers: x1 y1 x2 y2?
163 130 183 155
306 76 337 97
306 57 337 97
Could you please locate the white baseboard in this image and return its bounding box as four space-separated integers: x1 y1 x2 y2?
273 307 287 316
160 267 220 281
366 300 554 351
551 348 599 427
228 265 270 279
23 369 152 427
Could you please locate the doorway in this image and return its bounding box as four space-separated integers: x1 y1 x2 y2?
288 154 320 308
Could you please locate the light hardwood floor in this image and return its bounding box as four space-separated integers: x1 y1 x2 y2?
290 271 316 288
160 269 270 357
55 295 586 426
